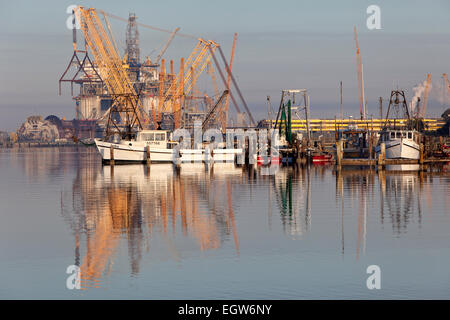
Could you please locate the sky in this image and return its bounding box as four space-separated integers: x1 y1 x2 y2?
0 0 449 131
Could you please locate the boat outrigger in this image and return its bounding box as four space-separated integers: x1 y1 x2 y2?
375 90 422 160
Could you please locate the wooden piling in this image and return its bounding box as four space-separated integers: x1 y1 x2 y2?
419 143 424 164
336 139 343 166
377 154 383 170
146 145 151 165
419 143 426 171
377 142 385 170
110 145 115 166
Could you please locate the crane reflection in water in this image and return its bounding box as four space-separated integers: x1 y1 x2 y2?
61 161 242 289
51 148 446 289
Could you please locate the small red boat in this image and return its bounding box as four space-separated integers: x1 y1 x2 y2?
312 153 333 163
257 155 281 165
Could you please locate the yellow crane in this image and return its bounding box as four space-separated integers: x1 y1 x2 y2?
160 39 219 128
73 7 239 131
156 59 166 125
223 33 237 130
155 28 180 65
443 73 450 97
354 26 365 120
419 73 432 118
207 60 220 99
74 6 152 138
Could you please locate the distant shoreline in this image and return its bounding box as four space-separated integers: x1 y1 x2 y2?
0 142 91 149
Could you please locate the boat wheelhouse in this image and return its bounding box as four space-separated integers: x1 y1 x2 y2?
376 128 420 160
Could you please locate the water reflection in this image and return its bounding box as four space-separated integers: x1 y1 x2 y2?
334 168 446 259
272 166 311 238
61 158 242 288
380 171 421 234
27 148 444 288
5 146 85 182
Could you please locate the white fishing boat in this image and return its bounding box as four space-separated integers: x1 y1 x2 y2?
94 130 243 164
375 90 421 160
375 129 421 160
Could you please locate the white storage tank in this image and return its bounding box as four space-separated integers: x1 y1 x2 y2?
141 95 158 116
78 96 101 120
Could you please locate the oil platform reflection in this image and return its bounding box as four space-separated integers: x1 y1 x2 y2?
49 148 445 288
62 161 242 288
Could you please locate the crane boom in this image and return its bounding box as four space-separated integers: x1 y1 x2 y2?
74 6 152 137
100 10 195 39
223 33 237 129
202 90 229 130
443 73 450 97
155 28 180 64
207 61 220 99
354 26 365 120
157 59 166 123
161 39 219 128
420 73 432 118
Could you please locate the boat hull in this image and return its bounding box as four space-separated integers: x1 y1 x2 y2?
95 140 175 163
256 155 281 166
375 139 420 160
312 154 333 162
95 139 242 164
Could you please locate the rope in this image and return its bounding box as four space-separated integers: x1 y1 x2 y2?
99 10 198 40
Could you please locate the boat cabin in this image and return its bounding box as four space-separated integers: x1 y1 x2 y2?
379 129 421 144
341 129 368 149
136 130 171 148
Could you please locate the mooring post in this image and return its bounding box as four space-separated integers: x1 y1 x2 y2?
146 145 151 166
378 142 385 170
371 133 375 160
372 133 375 159
419 143 425 171
419 143 424 164
336 139 343 166
110 145 115 166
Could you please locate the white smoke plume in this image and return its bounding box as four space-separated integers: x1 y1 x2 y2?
431 79 448 105
409 80 432 115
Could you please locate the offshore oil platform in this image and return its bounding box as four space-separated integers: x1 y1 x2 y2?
58 6 254 142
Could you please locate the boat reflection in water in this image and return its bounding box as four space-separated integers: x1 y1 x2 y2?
63 161 242 288
52 148 447 289
379 170 423 233
335 166 436 259
385 164 420 171
271 165 312 238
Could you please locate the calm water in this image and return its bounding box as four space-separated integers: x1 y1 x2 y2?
1 147 449 299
